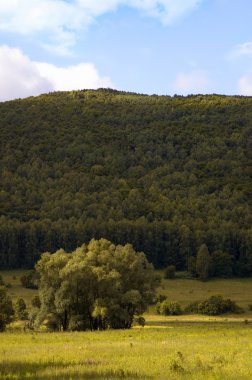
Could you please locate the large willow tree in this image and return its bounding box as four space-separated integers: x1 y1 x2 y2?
35 238 160 331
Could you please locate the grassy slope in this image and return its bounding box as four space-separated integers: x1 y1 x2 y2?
154 274 252 315
0 325 252 379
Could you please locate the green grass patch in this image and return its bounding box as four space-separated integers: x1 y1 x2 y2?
0 324 252 379
154 275 252 317
0 270 38 308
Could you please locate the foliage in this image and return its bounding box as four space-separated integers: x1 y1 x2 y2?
20 271 38 289
196 244 211 280
187 256 196 276
156 294 167 303
14 298 28 320
0 90 251 276
186 295 242 315
35 238 159 331
156 300 182 315
164 265 176 279
0 286 14 331
210 250 233 277
31 295 41 309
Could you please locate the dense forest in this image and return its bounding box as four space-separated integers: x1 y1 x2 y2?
0 89 251 275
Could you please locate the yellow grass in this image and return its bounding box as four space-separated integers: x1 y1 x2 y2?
1 324 252 379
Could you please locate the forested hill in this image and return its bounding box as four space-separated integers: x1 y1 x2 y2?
0 89 251 274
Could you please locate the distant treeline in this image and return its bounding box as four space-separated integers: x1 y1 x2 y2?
0 89 251 275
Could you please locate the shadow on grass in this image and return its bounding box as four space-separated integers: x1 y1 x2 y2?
0 360 148 379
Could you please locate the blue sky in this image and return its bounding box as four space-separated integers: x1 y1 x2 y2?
0 0 252 101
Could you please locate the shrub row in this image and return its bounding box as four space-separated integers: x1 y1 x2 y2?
157 295 243 316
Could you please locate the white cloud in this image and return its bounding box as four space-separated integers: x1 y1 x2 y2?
0 0 203 54
0 45 114 101
229 41 252 59
174 70 210 94
35 62 113 91
0 45 53 101
238 74 252 96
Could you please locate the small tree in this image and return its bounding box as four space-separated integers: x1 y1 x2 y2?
31 295 41 309
164 265 176 279
196 244 211 280
20 270 38 289
0 286 14 331
15 298 28 320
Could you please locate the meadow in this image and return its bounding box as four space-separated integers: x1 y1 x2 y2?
0 270 252 379
1 324 252 379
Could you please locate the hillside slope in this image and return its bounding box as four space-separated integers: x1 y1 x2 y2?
0 89 251 272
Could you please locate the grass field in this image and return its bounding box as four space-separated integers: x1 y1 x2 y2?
0 270 252 379
0 324 252 379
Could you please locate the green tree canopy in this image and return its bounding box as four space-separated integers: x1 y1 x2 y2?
0 90 251 275
35 238 160 331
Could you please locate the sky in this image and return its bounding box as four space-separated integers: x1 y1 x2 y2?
0 0 252 101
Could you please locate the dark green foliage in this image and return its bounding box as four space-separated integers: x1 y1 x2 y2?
164 265 176 279
35 238 159 331
31 295 41 309
156 294 167 303
15 298 28 320
186 295 242 316
210 250 233 277
0 90 251 274
0 286 14 331
157 300 182 315
187 256 197 276
135 316 145 327
0 275 5 286
20 271 38 289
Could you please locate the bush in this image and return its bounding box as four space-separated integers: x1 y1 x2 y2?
157 300 182 316
156 294 167 303
20 271 38 289
186 295 242 316
31 295 41 309
135 316 145 327
164 265 176 279
15 298 28 320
